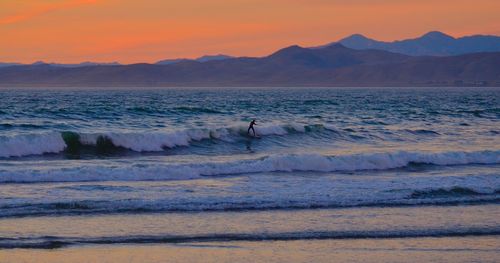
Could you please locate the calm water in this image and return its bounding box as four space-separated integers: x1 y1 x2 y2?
0 87 499 249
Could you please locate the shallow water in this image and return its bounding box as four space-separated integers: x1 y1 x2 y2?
2 236 498 263
0 87 499 250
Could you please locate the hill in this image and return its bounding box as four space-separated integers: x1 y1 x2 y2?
335 31 500 56
0 44 498 87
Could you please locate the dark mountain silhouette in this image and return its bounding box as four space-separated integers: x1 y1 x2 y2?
156 54 233 65
335 31 500 56
0 63 22 68
0 61 121 68
0 44 499 87
154 58 190 65
196 54 233 62
46 61 122 68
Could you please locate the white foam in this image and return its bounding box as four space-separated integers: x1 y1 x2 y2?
255 125 288 135
1 150 498 183
87 123 308 151
0 123 316 157
0 133 66 158
79 129 213 151
287 123 307 133
324 125 339 132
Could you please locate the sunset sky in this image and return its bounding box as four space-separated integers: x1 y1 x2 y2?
1 0 499 64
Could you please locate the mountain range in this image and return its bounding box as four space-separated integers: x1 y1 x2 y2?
0 31 499 87
0 61 121 68
1 43 499 87
336 31 500 56
156 55 233 65
0 55 233 68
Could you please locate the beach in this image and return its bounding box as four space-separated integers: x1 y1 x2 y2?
2 236 498 263
0 205 498 262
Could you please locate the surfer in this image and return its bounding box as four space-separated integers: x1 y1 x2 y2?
247 119 257 137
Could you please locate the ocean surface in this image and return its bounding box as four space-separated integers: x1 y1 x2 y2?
0 87 499 253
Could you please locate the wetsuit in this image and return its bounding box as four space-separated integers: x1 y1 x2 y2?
248 120 256 136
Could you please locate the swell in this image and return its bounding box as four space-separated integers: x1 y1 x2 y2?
1 195 498 219
1 150 498 183
172 106 227 114
409 186 492 198
0 123 46 129
1 228 498 249
126 106 228 114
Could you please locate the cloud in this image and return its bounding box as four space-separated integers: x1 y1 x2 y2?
0 0 99 25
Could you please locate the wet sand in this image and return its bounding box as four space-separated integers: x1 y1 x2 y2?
1 236 499 263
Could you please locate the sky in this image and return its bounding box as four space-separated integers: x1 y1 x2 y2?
1 0 499 64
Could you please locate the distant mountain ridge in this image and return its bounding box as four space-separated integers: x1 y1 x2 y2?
0 56 233 68
0 63 22 68
156 54 233 65
2 31 498 67
0 61 121 68
1 43 498 87
333 31 500 56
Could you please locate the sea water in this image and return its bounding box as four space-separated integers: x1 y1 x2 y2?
0 87 498 250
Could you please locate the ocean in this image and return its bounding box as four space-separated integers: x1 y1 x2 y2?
0 87 499 260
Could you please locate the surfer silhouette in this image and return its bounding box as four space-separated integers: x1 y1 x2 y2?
247 119 257 137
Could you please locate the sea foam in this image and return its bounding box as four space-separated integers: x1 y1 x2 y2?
0 123 310 157
0 133 67 157
1 150 498 183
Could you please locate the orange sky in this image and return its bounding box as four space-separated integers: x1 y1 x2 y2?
1 0 499 63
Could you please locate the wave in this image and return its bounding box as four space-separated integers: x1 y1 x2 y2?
0 132 67 158
3 122 487 158
1 228 498 249
172 106 227 114
409 187 489 199
1 192 498 219
1 150 498 183
126 106 167 114
0 123 46 129
405 129 440 135
0 123 316 157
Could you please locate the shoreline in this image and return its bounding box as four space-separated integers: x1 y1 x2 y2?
1 236 498 263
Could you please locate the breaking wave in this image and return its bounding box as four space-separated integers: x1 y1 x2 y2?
1 150 498 183
0 132 67 158
0 123 324 158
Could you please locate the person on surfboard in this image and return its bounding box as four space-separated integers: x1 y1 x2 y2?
247 119 257 137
